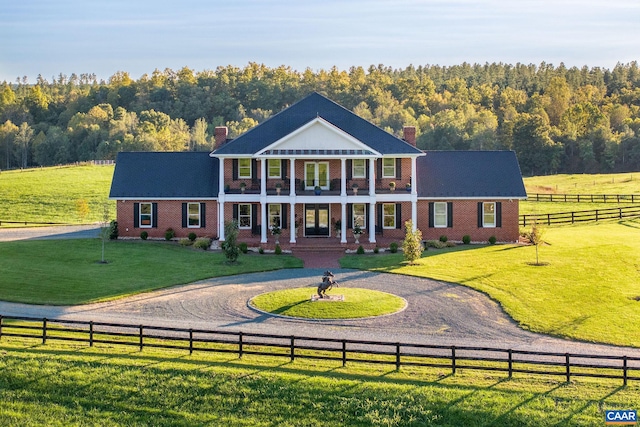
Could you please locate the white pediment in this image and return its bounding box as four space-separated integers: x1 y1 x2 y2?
257 117 379 156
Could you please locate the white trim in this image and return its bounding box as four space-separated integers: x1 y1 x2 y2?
187 202 201 228
482 202 497 228
352 158 366 178
238 158 252 179
238 203 252 230
139 202 153 229
382 158 395 178
433 201 447 228
110 197 218 201
267 158 281 179
382 203 396 229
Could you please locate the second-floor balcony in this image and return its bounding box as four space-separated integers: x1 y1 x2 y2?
224 178 413 196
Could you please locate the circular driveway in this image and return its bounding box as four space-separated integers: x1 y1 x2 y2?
1 268 639 357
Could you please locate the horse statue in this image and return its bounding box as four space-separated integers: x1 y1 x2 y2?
317 271 339 299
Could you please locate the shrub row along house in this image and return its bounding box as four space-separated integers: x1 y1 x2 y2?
109 92 526 248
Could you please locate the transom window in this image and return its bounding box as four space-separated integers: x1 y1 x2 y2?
483 202 496 228
187 203 200 228
238 204 251 229
382 158 395 178
139 202 152 228
434 202 447 228
383 203 396 229
352 159 366 178
238 158 251 179
268 159 281 178
353 204 366 229
268 204 282 229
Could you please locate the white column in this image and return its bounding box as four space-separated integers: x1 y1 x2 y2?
289 158 296 196
341 202 347 244
369 158 376 196
411 157 418 231
261 201 267 243
369 201 376 243
289 201 296 243
218 158 226 241
260 158 267 196
341 158 346 196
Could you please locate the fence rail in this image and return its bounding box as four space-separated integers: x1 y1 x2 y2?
527 193 640 203
520 205 640 226
0 220 71 226
1 315 638 385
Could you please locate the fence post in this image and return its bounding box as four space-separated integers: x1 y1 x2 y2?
508 349 513 378
290 336 295 362
342 339 347 367
189 329 193 355
395 343 401 370
139 325 143 351
239 332 243 359
623 356 628 386
547 214 551 226
451 346 457 375
43 318 47 344
595 210 599 222
577 194 581 202
571 212 574 224
619 208 622 219
89 321 93 347
565 354 570 382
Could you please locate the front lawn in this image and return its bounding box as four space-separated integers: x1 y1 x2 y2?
341 220 640 348
0 239 302 305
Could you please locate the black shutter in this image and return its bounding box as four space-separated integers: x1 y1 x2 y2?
395 203 402 229
395 158 402 179
133 203 139 228
282 204 288 229
232 204 239 220
281 159 287 179
365 203 370 229
447 202 453 228
366 161 370 178
496 202 502 228
232 159 238 180
428 202 434 228
200 203 206 228
346 159 352 180
377 203 383 230
182 203 187 228
377 159 382 179
251 160 258 184
152 203 158 228
477 202 484 228
252 204 258 229
347 204 353 229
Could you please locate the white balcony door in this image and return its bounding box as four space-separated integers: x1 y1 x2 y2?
305 162 329 190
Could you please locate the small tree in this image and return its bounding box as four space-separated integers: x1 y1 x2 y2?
99 203 111 263
528 221 546 265
402 219 423 264
221 220 241 263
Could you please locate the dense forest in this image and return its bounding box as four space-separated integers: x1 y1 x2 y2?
2 62 640 175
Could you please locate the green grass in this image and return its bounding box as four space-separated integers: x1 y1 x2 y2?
341 220 640 348
0 239 302 305
249 288 406 319
523 172 640 195
0 164 115 224
0 341 637 426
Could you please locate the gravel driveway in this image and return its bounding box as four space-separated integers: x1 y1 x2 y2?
1 268 639 357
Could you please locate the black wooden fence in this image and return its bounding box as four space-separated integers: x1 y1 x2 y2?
1 315 638 385
520 205 640 226
527 194 640 203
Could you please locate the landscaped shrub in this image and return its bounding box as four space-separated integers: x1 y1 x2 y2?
259 247 264 254
140 231 148 240
462 235 471 244
389 242 398 253
109 220 118 240
275 244 282 255
488 236 497 245
239 242 248 253
188 232 197 241
193 238 211 250
425 239 446 249
179 238 192 246
165 228 175 241
373 246 379 254
439 235 448 243
357 245 365 255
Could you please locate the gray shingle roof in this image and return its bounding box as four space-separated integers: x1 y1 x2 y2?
109 152 219 198
212 92 423 156
417 151 527 198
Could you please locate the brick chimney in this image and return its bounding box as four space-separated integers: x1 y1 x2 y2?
214 126 228 149
403 126 416 146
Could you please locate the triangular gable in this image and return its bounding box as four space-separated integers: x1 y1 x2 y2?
256 117 379 157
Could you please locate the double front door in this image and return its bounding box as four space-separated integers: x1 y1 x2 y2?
305 204 329 236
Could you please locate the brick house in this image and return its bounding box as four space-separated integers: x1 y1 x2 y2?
109 92 526 247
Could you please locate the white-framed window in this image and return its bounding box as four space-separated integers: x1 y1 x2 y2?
238 158 251 179
238 204 251 229
434 202 447 228
382 158 395 178
353 204 366 229
304 162 329 189
383 203 396 229
187 202 200 228
268 159 281 178
352 159 366 178
483 202 496 228
139 202 152 228
268 204 282 229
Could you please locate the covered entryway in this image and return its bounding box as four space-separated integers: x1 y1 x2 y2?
304 204 330 236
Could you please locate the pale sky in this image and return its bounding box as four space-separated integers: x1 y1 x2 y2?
1 0 639 83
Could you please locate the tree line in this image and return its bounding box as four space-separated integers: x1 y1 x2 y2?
1 61 640 175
